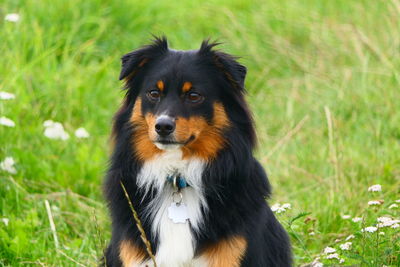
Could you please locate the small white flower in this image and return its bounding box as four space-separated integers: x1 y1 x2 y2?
377 217 400 228
311 261 323 267
392 223 399 229
281 203 291 209
0 157 17 174
323 247 336 254
389 204 398 209
0 91 15 100
379 232 385 236
334 239 341 243
271 203 281 212
74 127 90 138
326 253 340 260
345 234 355 241
271 203 287 214
43 120 69 140
368 184 382 192
352 217 362 222
396 199 400 203
4 13 20 22
1 218 9 226
377 216 392 223
341 215 351 219
340 242 352 250
368 200 382 206
309 231 315 236
339 258 345 264
0 116 15 127
362 226 377 233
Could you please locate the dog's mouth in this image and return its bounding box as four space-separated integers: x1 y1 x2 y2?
154 135 195 150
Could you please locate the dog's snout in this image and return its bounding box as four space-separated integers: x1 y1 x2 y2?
155 117 175 136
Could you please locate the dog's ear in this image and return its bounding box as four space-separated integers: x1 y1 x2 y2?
198 40 247 90
119 36 169 81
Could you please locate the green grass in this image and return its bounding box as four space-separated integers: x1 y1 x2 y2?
1 0 399 266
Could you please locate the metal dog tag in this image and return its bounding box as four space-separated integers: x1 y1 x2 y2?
167 202 189 224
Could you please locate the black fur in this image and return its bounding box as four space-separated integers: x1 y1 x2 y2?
103 37 292 266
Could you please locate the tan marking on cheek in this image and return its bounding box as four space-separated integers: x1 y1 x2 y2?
180 102 230 161
130 97 162 161
119 240 146 267
156 80 164 91
212 102 230 129
182 81 192 93
201 236 247 267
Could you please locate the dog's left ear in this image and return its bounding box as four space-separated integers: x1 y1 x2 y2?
119 36 169 81
199 40 247 90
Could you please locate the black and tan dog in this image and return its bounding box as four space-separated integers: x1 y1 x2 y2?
103 37 292 267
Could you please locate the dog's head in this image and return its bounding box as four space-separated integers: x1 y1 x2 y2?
117 37 255 162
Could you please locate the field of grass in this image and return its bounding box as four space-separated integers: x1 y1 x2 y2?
1 0 399 266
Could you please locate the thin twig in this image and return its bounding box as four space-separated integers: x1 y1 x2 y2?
57 249 87 267
120 181 157 267
44 199 59 250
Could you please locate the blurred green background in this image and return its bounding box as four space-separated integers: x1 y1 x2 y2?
0 0 399 266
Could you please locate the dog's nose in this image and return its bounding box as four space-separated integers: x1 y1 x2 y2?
155 117 175 137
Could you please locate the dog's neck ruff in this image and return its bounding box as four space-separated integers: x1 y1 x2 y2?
136 149 207 266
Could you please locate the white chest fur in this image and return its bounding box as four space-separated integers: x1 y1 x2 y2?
136 150 207 267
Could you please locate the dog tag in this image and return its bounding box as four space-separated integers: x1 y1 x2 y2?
167 202 189 224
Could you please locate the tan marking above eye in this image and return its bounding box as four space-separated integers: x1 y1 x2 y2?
156 80 164 91
182 81 192 92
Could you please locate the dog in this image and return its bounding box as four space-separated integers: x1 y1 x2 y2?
103 37 292 267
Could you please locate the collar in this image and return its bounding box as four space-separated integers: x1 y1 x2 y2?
166 174 189 190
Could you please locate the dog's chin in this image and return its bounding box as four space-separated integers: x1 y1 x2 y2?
154 142 182 151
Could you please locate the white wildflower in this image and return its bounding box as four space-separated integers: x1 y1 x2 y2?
377 217 400 228
392 223 399 229
334 239 341 243
362 226 377 233
0 116 15 127
379 232 385 236
311 259 323 267
368 184 382 192
0 157 17 174
43 120 69 140
345 234 355 241
396 199 400 203
74 127 90 138
341 215 351 219
339 258 345 263
389 204 398 209
281 203 291 210
0 91 15 100
352 217 362 222
1 218 9 226
326 253 340 260
377 216 393 223
270 203 290 214
368 200 382 206
323 247 336 254
340 242 352 250
309 231 315 236
4 13 20 22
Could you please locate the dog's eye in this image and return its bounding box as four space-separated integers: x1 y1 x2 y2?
147 90 161 101
186 92 203 103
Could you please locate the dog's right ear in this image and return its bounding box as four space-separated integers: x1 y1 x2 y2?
119 36 169 81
